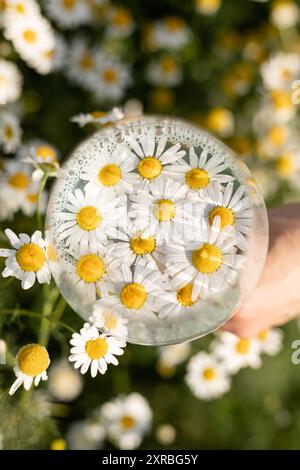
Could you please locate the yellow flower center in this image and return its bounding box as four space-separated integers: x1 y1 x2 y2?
258 330 269 341
120 282 147 309
26 193 38 203
15 2 26 13
196 0 221 14
160 57 177 73
154 199 176 222
85 337 108 360
23 29 37 43
103 68 118 83
4 125 13 139
164 16 184 32
192 243 223 273
79 54 94 70
177 283 195 307
113 8 131 26
98 163 121 186
268 126 287 148
63 0 76 9
185 168 209 190
202 367 216 381
36 145 58 163
276 154 294 177
76 206 102 231
8 172 29 189
16 243 46 272
270 90 293 111
209 206 235 229
130 235 156 255
281 67 292 81
103 312 118 330
207 108 231 132
91 111 106 119
17 344 49 376
137 156 162 180
235 338 250 355
76 254 105 283
50 439 66 451
47 244 58 262
121 415 136 429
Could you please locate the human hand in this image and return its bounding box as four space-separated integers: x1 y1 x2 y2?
223 204 300 337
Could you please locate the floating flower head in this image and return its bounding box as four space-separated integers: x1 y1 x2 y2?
90 303 128 339
9 343 50 395
70 107 124 127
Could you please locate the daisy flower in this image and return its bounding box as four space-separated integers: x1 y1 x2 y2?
158 342 191 369
24 141 60 181
57 185 124 252
151 16 191 51
69 323 125 377
185 352 231 400
158 281 202 320
94 53 131 102
108 221 162 268
96 261 171 322
0 111 22 153
4 13 55 74
129 178 201 244
90 303 128 339
70 107 124 127
146 56 183 87
66 36 97 91
195 0 222 16
126 132 185 186
105 6 135 39
80 145 139 195
99 393 152 450
271 0 299 30
9 343 50 395
205 181 252 250
0 160 33 214
48 359 83 402
163 217 241 300
63 247 114 302
67 419 105 450
36 33 67 74
260 52 300 91
0 229 51 289
0 59 22 105
211 331 262 374
256 328 284 356
206 107 235 137
45 0 91 29
164 146 234 198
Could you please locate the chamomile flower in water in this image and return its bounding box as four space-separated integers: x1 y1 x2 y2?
151 16 191 51
0 111 22 153
165 146 234 198
256 328 284 356
108 221 161 268
127 133 185 185
97 261 171 322
9 344 50 395
69 323 125 377
46 0 91 29
105 6 134 39
100 393 152 450
146 56 183 87
158 281 201 320
185 351 231 400
70 107 124 127
64 247 114 302
57 186 123 252
81 145 139 195
164 217 241 300
205 181 252 250
129 178 200 243
211 331 262 374
0 59 22 104
0 229 51 289
90 303 128 339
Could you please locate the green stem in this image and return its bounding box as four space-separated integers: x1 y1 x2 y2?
36 172 49 232
0 308 75 333
38 286 60 347
50 296 66 331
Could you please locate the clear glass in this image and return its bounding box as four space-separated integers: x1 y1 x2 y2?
46 116 268 346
